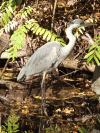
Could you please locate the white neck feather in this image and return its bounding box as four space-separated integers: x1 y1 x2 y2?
61 25 76 57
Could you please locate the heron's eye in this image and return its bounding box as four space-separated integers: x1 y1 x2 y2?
80 21 84 25
71 22 74 24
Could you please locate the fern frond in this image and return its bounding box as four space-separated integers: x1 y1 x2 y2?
4 20 18 33
0 28 4 36
6 8 12 19
84 35 100 65
7 25 27 60
26 19 66 46
0 7 13 26
17 6 35 18
7 19 66 60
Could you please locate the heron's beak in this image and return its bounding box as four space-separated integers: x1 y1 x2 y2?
83 21 97 27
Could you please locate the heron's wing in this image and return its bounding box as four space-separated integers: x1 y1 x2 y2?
25 41 61 67
25 42 61 77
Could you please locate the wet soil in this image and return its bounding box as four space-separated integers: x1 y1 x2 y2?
1 66 100 133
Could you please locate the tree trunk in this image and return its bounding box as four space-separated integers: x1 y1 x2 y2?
91 65 100 102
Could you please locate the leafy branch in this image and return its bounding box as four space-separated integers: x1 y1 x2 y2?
6 19 66 60
6 25 27 60
16 6 36 19
0 0 19 26
2 114 19 133
0 7 13 26
26 19 66 46
84 35 100 66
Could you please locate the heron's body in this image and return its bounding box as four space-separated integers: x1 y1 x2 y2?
17 41 75 81
17 19 93 114
17 22 76 81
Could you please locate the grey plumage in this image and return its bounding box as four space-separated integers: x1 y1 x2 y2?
17 41 63 81
17 19 94 114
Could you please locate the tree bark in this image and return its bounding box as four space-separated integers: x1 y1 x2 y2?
91 65 100 102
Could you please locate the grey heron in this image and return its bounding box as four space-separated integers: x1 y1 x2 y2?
17 19 94 114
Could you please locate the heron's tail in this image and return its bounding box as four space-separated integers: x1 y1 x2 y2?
17 67 26 81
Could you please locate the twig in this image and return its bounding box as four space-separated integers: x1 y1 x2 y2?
74 33 94 59
75 0 90 15
0 58 10 79
59 69 79 77
51 0 57 31
92 0 97 38
36 0 39 10
1 40 10 53
85 33 94 45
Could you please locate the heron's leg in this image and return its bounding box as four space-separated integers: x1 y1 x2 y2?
43 76 46 105
41 71 46 114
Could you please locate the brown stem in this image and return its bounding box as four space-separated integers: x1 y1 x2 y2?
0 58 10 79
51 0 57 31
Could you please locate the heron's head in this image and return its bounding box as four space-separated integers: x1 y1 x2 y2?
68 19 95 29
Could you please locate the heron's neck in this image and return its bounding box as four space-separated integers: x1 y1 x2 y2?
62 26 76 56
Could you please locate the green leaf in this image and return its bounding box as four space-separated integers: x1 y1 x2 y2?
2 16 7 25
27 9 30 14
6 8 12 18
87 54 94 64
36 27 42 35
91 60 94 66
8 6 13 14
95 50 100 60
0 28 4 35
78 27 83 34
56 38 65 43
25 24 31 29
2 131 6 133
1 19 4 25
88 44 98 52
32 25 39 34
8 122 12 131
22 26 27 33
4 12 9 23
51 35 56 41
13 124 19 130
97 46 100 54
47 32 52 41
24 11 27 17
39 29 45 35
9 41 15 46
13 130 19 132
5 122 8 126
53 34 59 38
94 35 100 40
84 50 94 59
10 33 17 39
7 52 13 58
6 46 14 52
2 125 6 130
94 39 100 44
20 31 26 38
43 30 49 40
94 55 99 65
60 42 66 46
22 13 25 18
75 30 79 38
